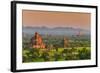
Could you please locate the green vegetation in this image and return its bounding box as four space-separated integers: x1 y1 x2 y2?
22 35 91 63
22 47 91 63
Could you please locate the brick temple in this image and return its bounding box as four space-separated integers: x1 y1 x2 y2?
31 32 46 49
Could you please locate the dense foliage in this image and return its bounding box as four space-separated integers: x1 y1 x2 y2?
22 35 91 63
22 47 90 63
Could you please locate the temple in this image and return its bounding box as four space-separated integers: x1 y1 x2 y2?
31 32 46 49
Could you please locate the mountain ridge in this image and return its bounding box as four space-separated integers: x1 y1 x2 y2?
23 26 90 36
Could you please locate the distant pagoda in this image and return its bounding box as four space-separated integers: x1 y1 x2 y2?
76 31 84 37
30 32 46 49
64 37 69 48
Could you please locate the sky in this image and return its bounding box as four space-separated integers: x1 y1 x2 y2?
22 10 91 30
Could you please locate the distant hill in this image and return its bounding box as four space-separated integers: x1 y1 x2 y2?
22 26 90 36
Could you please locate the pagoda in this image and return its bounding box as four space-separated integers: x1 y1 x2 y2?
31 32 45 49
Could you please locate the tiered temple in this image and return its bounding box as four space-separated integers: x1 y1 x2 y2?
31 32 45 49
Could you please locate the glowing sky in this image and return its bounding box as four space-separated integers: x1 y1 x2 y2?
22 10 91 29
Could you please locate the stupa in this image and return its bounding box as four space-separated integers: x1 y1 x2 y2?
31 32 45 49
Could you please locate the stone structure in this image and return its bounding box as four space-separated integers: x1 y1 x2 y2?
31 32 45 49
64 37 69 48
76 31 83 37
